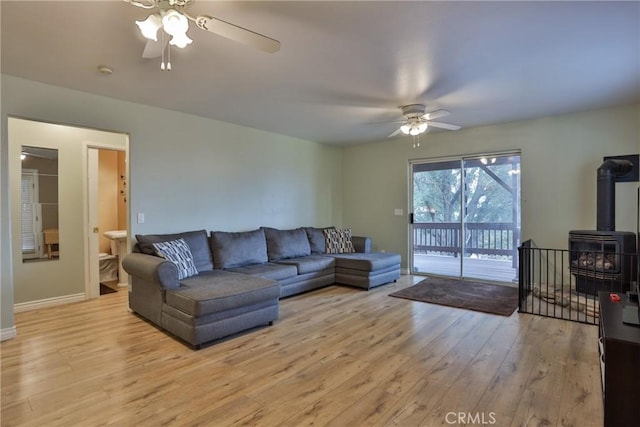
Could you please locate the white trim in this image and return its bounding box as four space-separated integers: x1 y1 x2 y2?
14 293 85 313
1 326 17 341
400 267 410 275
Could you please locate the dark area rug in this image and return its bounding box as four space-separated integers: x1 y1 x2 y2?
389 277 518 316
100 283 117 295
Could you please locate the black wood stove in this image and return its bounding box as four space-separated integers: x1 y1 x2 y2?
569 159 637 295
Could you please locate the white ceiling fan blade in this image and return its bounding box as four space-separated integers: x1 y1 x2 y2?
424 109 450 120
141 38 167 59
388 127 403 138
195 15 280 53
427 121 462 131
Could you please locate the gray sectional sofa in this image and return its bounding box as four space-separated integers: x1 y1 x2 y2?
122 227 401 348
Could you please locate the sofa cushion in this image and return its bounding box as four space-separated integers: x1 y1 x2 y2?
165 270 279 317
305 227 330 254
263 227 311 261
330 252 401 271
276 255 336 275
151 238 199 280
136 229 213 272
227 263 298 281
324 228 355 254
210 229 268 269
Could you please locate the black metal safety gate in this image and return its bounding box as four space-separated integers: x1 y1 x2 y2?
518 240 638 325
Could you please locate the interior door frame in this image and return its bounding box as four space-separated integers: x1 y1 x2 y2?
83 142 129 299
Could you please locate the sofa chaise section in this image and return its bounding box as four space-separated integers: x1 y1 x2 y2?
124 230 279 348
162 270 279 347
331 252 401 289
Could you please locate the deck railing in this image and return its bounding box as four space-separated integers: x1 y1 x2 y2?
413 222 520 265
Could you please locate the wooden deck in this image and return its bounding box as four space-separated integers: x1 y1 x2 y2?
413 253 518 283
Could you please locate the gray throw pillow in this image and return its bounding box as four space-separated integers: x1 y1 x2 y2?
210 229 268 269
136 229 213 272
324 228 355 254
263 227 312 261
151 238 199 280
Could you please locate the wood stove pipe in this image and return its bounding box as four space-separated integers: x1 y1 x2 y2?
597 159 633 231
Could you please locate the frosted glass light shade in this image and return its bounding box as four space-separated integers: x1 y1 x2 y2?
162 10 189 36
400 124 411 135
169 33 193 48
136 14 162 41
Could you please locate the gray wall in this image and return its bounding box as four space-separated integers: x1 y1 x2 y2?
0 75 343 334
341 103 640 267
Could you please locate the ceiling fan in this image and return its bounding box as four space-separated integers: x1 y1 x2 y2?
388 104 461 138
123 0 280 69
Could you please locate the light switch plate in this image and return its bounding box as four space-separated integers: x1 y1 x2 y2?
137 213 145 224
394 208 404 216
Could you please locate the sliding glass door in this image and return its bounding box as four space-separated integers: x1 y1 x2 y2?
410 153 521 283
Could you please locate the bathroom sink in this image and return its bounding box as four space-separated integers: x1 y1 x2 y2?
104 230 127 240
103 230 129 287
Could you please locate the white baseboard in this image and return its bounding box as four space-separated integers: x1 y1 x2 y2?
1 326 17 341
14 293 85 313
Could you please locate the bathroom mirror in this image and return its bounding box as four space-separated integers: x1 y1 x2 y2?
21 146 59 262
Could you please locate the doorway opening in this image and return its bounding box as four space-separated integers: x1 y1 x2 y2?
96 149 127 295
410 152 521 283
86 147 129 298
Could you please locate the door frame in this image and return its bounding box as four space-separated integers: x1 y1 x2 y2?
82 142 129 300
408 150 521 279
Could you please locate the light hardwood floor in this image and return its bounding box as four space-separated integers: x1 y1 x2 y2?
1 275 603 426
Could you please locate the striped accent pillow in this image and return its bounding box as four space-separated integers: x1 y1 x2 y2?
152 238 199 280
323 228 355 254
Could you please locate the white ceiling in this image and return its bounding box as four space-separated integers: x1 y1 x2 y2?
2 1 639 146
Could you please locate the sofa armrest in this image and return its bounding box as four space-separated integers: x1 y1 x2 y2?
122 253 180 290
352 236 372 253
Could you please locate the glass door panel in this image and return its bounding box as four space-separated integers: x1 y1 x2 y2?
411 160 462 277
462 155 520 282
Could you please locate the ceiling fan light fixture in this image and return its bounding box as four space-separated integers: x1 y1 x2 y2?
136 13 162 41
161 9 192 48
400 124 411 135
169 33 193 48
162 9 189 37
418 122 428 133
409 125 421 136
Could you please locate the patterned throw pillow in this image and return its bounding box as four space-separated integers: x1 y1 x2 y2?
151 238 199 280
323 228 355 254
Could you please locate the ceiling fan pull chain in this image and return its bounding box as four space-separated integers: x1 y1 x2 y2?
412 135 420 148
167 44 172 71
160 31 166 70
